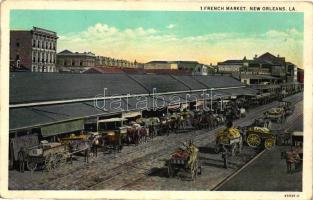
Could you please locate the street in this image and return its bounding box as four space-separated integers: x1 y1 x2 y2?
9 93 303 190
217 114 303 191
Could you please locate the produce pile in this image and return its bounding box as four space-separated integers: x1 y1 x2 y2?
267 107 284 115
248 126 270 134
216 128 241 144
171 149 189 159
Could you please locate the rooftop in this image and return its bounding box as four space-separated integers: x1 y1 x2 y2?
10 72 256 131
57 49 95 57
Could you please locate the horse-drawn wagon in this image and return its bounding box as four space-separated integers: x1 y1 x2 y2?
246 126 275 150
264 107 286 123
19 141 68 172
166 141 201 180
95 118 127 152
214 127 242 156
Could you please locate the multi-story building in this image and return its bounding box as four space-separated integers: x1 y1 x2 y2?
57 50 96 73
217 53 299 83
95 56 141 68
297 68 304 83
10 27 58 72
217 59 246 73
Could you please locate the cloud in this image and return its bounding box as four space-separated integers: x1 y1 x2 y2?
264 28 302 39
167 24 175 29
58 23 303 66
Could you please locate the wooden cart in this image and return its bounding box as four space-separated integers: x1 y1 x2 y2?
22 142 68 172
166 143 201 180
264 107 285 123
215 128 243 156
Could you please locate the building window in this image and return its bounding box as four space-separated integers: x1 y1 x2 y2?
72 60 75 66
16 42 20 47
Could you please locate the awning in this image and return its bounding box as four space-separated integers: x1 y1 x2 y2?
122 111 142 118
167 104 181 109
292 131 303 137
41 119 84 138
98 117 126 123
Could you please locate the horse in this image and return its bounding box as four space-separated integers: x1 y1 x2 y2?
281 149 302 173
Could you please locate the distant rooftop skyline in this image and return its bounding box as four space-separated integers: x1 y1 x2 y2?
10 10 304 67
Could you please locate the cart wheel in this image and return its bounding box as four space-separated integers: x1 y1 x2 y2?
26 158 37 172
45 153 57 171
55 153 67 169
247 133 261 148
264 138 275 150
44 154 53 171
167 162 174 177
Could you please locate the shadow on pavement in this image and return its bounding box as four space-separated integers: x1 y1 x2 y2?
148 167 169 178
199 146 217 154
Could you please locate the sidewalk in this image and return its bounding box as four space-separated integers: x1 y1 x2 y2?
217 145 302 191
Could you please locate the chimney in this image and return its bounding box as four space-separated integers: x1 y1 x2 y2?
254 54 258 59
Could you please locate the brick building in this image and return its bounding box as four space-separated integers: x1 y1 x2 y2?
10 27 58 72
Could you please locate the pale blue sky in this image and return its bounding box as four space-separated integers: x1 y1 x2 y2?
10 10 304 66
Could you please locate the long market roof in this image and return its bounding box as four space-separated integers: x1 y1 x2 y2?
10 72 257 131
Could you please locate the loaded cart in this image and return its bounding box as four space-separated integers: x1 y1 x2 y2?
264 107 285 123
20 141 69 172
215 127 242 156
246 126 276 150
166 141 201 180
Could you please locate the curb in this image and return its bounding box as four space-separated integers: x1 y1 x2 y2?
212 149 266 191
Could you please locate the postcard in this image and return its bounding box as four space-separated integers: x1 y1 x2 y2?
0 0 312 199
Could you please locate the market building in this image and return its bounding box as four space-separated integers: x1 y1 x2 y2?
10 27 58 72
9 72 258 144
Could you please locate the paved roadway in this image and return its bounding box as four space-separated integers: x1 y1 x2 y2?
121 98 303 191
9 92 303 190
217 114 303 191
